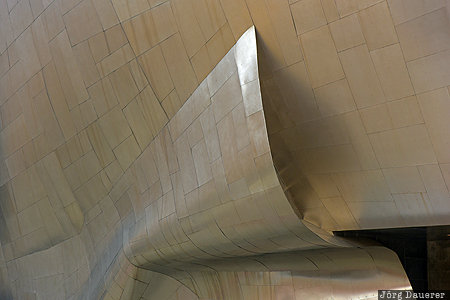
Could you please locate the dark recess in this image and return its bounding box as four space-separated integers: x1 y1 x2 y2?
335 226 450 291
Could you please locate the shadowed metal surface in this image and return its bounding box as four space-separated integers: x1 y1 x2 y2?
1 0 450 298
0 25 413 299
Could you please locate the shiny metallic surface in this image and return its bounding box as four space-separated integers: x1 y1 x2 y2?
0 25 412 299
1 0 449 298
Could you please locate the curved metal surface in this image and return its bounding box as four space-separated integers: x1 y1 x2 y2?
1 0 449 298
121 27 344 276
0 25 412 299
